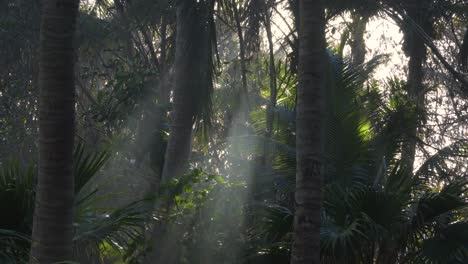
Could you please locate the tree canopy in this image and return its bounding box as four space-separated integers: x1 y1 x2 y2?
0 0 467 263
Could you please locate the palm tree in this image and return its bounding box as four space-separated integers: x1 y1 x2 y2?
29 0 80 263
248 55 468 264
1 143 148 263
160 0 214 185
264 1 278 166
149 1 214 262
230 0 250 119
399 0 433 173
291 0 327 263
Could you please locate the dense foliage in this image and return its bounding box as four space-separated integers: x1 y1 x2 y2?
0 0 467 263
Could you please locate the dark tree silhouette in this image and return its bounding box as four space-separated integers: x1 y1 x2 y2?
291 0 327 263
29 0 79 262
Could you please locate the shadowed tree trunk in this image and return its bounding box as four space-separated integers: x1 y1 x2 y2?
29 0 79 263
350 12 369 68
264 7 277 144
160 0 211 184
380 2 432 261
159 13 172 106
460 24 468 71
231 0 250 121
114 0 137 59
400 0 432 174
149 1 213 262
291 0 327 263
263 7 277 176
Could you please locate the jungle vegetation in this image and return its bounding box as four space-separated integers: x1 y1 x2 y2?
0 0 467 263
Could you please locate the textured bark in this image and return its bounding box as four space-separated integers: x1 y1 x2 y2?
150 1 211 263
160 0 202 184
29 0 79 263
291 1 326 263
400 0 430 174
350 13 369 68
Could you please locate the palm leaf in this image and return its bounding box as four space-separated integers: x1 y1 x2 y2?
417 221 468 263
415 140 468 181
74 141 110 193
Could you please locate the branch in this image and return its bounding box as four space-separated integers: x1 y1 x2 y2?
382 7 468 97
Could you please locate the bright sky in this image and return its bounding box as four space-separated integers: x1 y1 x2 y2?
363 17 407 79
81 0 406 82
269 6 406 81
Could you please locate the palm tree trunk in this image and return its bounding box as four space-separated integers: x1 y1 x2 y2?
29 0 79 263
400 1 430 173
149 1 212 262
291 1 327 263
160 1 202 184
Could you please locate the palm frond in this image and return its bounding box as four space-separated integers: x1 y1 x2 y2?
0 229 30 263
417 221 468 263
0 162 34 263
0 161 34 235
415 140 468 180
324 54 387 186
73 199 150 253
74 141 110 193
0 144 150 262
409 179 467 230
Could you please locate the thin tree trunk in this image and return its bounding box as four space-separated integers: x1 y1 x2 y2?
140 25 161 71
291 1 326 263
232 0 250 120
29 0 79 262
263 10 277 181
459 25 468 71
114 0 136 59
159 13 171 106
264 10 277 144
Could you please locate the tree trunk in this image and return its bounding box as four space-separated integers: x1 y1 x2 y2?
29 0 79 263
160 1 203 184
459 25 468 71
159 13 171 106
291 1 326 264
263 10 277 177
113 0 136 59
376 240 399 264
350 13 369 68
149 1 212 262
232 0 250 120
400 1 431 173
264 10 277 144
